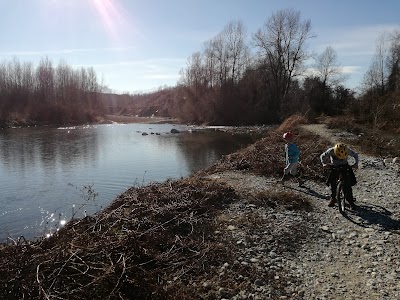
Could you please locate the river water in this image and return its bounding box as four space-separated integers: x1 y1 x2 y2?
0 123 261 242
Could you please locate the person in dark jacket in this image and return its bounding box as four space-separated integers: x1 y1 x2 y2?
320 143 359 208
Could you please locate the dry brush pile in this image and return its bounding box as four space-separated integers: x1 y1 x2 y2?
202 116 331 183
1 177 242 299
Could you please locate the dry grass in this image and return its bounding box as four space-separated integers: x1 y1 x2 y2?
325 116 400 157
324 115 365 135
202 116 329 183
1 177 239 299
276 114 309 133
251 190 312 211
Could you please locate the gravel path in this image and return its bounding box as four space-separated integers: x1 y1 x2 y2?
296 155 400 300
205 124 400 299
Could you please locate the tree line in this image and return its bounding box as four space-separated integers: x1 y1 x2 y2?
1 8 399 130
0 56 105 127
175 8 400 129
354 31 400 130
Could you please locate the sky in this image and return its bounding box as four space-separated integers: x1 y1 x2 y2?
1 0 399 94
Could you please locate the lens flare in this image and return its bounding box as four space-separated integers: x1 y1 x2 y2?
89 0 129 43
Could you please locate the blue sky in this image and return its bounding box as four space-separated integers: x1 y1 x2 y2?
1 0 399 94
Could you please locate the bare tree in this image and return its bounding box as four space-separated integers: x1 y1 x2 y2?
86 67 99 93
253 8 314 115
360 33 394 129
199 20 249 88
36 56 55 103
203 43 217 88
209 32 226 86
223 21 249 84
315 46 344 88
362 33 390 94
183 52 205 94
21 61 35 96
387 29 400 92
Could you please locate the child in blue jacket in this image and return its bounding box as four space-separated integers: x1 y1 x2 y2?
280 131 303 185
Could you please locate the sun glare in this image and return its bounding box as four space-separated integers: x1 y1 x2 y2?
89 0 129 43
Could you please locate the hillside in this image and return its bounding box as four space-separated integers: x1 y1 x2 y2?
99 89 178 119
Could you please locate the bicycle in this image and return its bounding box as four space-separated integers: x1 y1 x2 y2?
330 164 356 214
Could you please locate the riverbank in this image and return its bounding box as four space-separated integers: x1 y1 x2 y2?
100 115 181 125
0 114 181 129
1 114 272 136
1 117 399 299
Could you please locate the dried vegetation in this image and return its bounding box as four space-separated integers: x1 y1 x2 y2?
324 115 400 157
203 114 329 182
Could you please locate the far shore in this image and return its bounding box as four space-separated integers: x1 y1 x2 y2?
1 114 274 137
0 114 181 129
101 115 273 135
101 115 181 125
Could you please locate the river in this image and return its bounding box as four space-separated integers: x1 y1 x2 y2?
0 123 261 242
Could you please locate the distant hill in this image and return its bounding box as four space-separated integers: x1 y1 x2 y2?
98 88 179 119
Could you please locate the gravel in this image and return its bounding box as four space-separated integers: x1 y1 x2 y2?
204 130 400 299
295 154 400 300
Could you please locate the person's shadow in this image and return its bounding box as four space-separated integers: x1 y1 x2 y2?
285 184 329 201
342 204 400 232
288 184 400 232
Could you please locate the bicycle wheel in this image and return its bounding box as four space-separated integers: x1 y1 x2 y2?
336 181 346 214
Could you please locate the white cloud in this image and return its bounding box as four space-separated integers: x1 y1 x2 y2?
0 46 136 57
310 24 399 89
75 58 185 68
341 66 362 75
314 24 399 57
143 74 180 80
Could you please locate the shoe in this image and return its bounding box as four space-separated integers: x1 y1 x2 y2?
279 175 288 184
328 197 335 207
347 198 357 209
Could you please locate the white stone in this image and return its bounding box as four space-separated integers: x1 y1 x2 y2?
384 158 392 165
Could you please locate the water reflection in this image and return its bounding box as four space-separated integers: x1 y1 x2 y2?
0 124 260 242
166 131 253 174
0 126 99 172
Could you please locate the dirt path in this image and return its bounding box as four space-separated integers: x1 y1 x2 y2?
301 123 360 144
206 124 400 299
297 124 400 299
